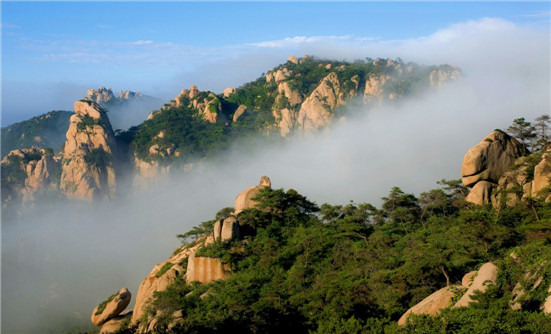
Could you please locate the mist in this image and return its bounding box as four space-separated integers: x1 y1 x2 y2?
106 97 165 131
2 19 550 333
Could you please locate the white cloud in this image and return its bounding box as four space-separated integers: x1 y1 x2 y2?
516 10 551 18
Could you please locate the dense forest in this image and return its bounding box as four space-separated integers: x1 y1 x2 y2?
127 180 551 333
96 116 551 334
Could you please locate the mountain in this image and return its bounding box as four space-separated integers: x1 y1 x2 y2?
0 87 163 159
128 55 460 182
1 55 460 212
1 110 73 157
88 134 551 333
86 87 164 130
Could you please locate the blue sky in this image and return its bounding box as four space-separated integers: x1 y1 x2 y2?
1 1 550 124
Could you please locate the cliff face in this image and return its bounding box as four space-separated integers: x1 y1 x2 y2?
60 100 118 201
1 148 61 208
124 177 269 332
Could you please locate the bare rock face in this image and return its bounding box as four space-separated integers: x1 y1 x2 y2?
278 81 302 107
398 286 462 326
297 72 343 132
363 74 389 104
462 131 525 188
213 217 239 242
60 100 117 201
288 55 299 64
234 176 272 214
273 81 303 136
532 150 551 198
233 105 247 122
454 262 498 308
213 219 222 240
429 66 461 87
220 216 239 242
543 285 551 314
465 181 496 206
91 287 132 326
273 108 296 137
274 68 292 84
462 271 477 288
99 311 132 334
131 240 201 325
1 148 61 206
189 85 199 99
462 131 525 205
223 87 236 97
202 96 226 124
119 90 143 100
87 87 115 104
185 252 231 284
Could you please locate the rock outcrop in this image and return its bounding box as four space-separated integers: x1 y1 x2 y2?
131 241 198 325
233 105 247 122
99 311 132 334
398 269 477 326
213 216 239 242
234 176 272 214
543 285 551 314
185 252 231 284
465 181 496 206
472 145 551 207
398 286 460 326
223 87 235 97
91 287 132 326
87 87 116 104
297 72 344 132
429 66 461 87
453 262 498 308
531 150 551 200
119 90 143 100
461 130 525 205
60 100 117 201
1 148 61 207
131 177 271 328
398 262 497 325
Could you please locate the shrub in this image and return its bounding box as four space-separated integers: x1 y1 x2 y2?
84 148 110 169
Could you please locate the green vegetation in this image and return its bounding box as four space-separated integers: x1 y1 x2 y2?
83 148 111 169
77 115 105 132
124 106 230 163
156 262 175 277
95 292 119 316
118 57 461 167
1 110 72 157
144 181 551 333
508 116 551 154
0 151 44 187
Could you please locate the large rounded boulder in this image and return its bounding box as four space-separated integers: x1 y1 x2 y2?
234 176 271 214
91 287 132 326
461 130 525 188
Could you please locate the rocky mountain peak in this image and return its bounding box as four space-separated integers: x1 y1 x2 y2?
60 99 117 201
87 87 115 104
119 90 144 100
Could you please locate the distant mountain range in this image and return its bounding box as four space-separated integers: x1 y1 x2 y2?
1 55 461 210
